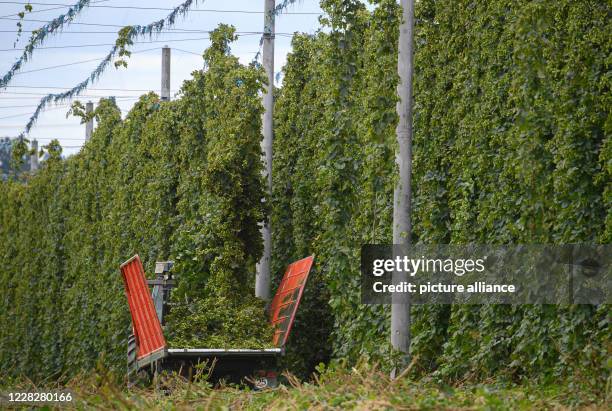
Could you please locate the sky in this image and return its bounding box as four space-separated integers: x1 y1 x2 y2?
0 0 326 156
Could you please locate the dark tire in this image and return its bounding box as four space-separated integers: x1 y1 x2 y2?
252 371 278 390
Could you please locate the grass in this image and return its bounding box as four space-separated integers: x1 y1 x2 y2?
1 363 609 410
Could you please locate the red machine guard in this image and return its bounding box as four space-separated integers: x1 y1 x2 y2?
269 256 315 347
120 255 167 360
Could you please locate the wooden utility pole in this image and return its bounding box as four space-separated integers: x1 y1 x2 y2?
256 0 275 300
30 139 38 171
161 46 171 101
391 0 415 375
85 101 93 141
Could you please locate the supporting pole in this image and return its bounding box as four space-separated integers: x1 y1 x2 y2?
391 0 415 376
85 101 93 141
161 46 171 101
30 139 38 171
256 0 275 300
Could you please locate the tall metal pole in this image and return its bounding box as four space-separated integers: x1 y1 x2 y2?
391 0 415 375
256 0 275 300
161 46 171 101
30 139 38 171
85 101 93 141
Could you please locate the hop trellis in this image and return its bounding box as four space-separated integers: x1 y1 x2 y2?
1 0 93 89
23 47 117 136
19 0 203 137
19 0 308 137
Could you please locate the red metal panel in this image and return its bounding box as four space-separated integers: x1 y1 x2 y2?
269 256 314 347
120 255 167 359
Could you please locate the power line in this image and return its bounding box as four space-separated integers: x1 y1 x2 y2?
31 137 87 141
0 32 274 52
0 95 141 100
0 19 248 35
0 27 291 33
0 14 316 28
0 16 179 28
0 38 207 52
3 86 173 92
0 2 321 15
15 56 103 73
0 96 66 100
0 30 294 35
1 5 71 18
0 30 186 33
172 48 201 56
0 103 70 108
0 124 85 128
0 102 136 119
2 5 72 19
1 91 142 96
0 105 72 119
8 46 160 76
0 0 110 19
171 47 273 57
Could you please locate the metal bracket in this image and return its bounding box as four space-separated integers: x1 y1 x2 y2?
150 261 175 325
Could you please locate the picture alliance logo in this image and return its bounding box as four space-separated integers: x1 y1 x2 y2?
372 256 488 277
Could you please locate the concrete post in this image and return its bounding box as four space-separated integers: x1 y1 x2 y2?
30 139 39 171
391 0 415 376
256 0 275 300
85 101 93 141
161 46 171 101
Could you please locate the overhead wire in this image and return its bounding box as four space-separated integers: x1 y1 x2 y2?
1 92 143 97
1 5 72 18
0 30 294 35
8 46 161 75
0 0 110 19
0 123 85 127
31 137 87 141
172 47 201 56
3 85 175 92
0 106 137 119
9 1 219 133
0 103 71 108
0 17 195 29
0 32 283 52
0 29 200 33
0 96 142 102
0 2 321 15
0 104 81 119
1 0 309 136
